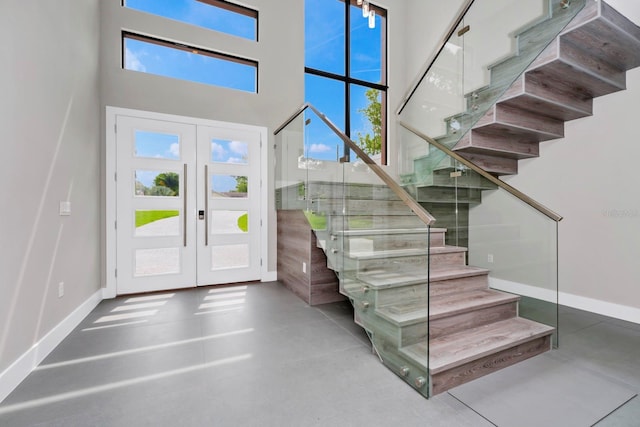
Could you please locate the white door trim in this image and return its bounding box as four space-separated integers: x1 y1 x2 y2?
105 106 269 297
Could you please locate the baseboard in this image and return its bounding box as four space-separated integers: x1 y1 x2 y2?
262 271 278 282
102 286 116 299
490 278 640 325
0 289 103 403
558 292 640 325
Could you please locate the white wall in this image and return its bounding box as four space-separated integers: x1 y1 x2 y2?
0 1 102 374
474 0 640 317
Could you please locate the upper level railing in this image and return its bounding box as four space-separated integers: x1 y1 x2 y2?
397 0 586 153
397 0 476 115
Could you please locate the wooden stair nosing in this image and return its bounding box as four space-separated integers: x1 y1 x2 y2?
429 289 520 320
345 245 466 261
454 131 542 160
415 180 498 191
526 40 627 98
375 289 520 327
430 334 552 395
497 91 592 122
457 152 518 176
476 102 565 136
479 70 593 122
355 265 489 290
561 3 640 70
336 227 439 237
426 317 555 374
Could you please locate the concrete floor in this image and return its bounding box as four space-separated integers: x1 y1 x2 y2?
0 281 638 426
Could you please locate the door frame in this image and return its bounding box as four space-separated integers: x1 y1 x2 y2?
105 106 271 298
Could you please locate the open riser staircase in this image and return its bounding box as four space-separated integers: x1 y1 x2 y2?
413 0 640 177
276 0 640 399
303 181 554 396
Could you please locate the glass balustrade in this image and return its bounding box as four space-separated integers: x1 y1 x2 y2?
275 105 434 396
399 124 560 347
398 0 586 180
272 0 580 399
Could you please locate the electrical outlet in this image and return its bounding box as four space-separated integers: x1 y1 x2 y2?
302 262 307 273
58 282 64 298
487 254 494 263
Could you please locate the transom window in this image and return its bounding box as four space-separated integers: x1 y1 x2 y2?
305 0 387 164
123 32 258 93
123 0 258 41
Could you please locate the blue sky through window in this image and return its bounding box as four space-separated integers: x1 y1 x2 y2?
304 0 385 162
212 175 247 194
122 0 383 162
125 0 257 40
134 130 180 160
211 139 248 164
124 37 257 92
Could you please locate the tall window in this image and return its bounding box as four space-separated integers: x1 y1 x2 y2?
305 0 387 164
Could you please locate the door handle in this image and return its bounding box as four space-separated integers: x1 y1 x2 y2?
204 165 209 246
183 163 187 247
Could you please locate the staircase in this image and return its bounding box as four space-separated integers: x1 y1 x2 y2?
276 0 640 399
426 0 640 176
304 181 554 396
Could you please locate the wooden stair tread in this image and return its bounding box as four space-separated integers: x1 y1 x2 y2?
430 289 519 319
400 318 554 374
346 245 466 260
336 227 444 236
376 289 519 326
356 265 488 289
430 266 488 282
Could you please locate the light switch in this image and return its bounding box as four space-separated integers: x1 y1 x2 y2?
59 201 71 216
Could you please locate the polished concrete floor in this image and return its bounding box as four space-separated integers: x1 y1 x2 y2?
0 281 638 426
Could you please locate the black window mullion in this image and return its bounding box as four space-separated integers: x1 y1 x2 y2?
304 0 387 164
344 0 351 161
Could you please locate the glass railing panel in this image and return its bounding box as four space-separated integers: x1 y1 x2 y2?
341 161 431 397
398 0 586 162
275 105 434 397
274 110 305 211
461 0 548 96
411 134 559 347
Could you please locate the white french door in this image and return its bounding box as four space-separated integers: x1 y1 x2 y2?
114 114 262 295
196 126 261 285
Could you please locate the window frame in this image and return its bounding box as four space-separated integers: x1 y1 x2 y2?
305 0 388 164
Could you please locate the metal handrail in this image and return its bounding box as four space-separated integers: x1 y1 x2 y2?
396 0 475 115
399 121 563 222
274 103 437 226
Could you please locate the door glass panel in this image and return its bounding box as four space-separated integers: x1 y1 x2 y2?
135 210 180 236
211 244 249 270
135 247 181 276
210 210 248 234
211 174 248 198
135 170 180 197
211 139 249 164
134 130 180 160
